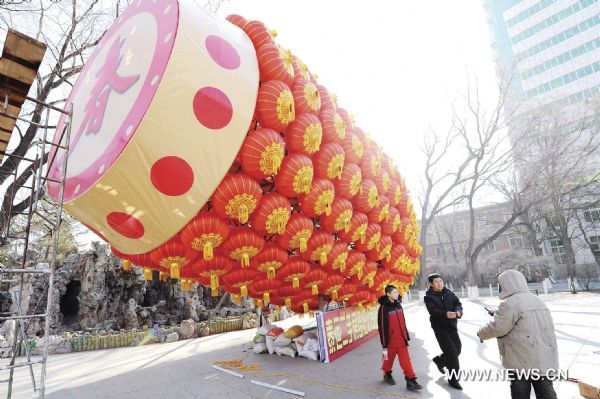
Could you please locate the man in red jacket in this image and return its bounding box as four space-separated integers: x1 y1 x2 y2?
377 285 423 391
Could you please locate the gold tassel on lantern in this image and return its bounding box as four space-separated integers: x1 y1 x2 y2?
256 299 263 308
123 260 131 271
170 263 180 279
360 231 366 244
240 285 248 297
292 276 299 288
180 280 187 291
241 253 250 268
159 271 166 281
303 303 309 314
300 237 308 253
332 290 338 300
358 303 363 311
386 250 392 262
339 259 346 273
368 277 374 287
312 284 318 295
203 242 214 261
358 269 363 280
285 297 292 309
272 154 282 175
277 220 286 234
325 201 332 216
319 251 327 265
232 294 241 304
210 273 219 293
239 205 249 224
263 292 270 304
309 311 315 318
267 267 276 280
143 269 153 281
210 287 218 297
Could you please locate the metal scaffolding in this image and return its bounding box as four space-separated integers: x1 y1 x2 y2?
0 93 71 398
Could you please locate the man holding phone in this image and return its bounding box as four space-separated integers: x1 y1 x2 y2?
424 273 464 390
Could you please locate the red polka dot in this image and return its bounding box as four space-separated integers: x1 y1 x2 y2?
151 156 194 196
206 35 240 70
107 212 145 239
193 87 233 129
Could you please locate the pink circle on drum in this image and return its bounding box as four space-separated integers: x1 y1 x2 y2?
106 212 145 239
192 87 234 129
47 0 179 203
205 35 241 70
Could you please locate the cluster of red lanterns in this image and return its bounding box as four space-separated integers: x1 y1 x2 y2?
113 14 422 313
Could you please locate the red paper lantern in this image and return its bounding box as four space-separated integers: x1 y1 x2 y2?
254 243 288 280
355 223 382 253
222 227 265 268
292 56 312 81
222 269 258 300
398 191 410 218
226 14 248 30
257 43 294 87
360 149 382 179
325 242 349 274
316 84 335 112
373 169 392 196
279 257 310 288
239 128 285 179
352 179 379 214
284 113 322 156
392 217 411 245
368 195 390 224
348 290 372 308
274 153 314 197
319 109 346 144
388 181 403 207
150 240 198 279
303 269 328 295
213 173 262 224
346 250 366 280
256 80 295 132
366 234 392 262
333 163 362 200
291 78 321 116
277 213 314 253
180 212 230 261
194 255 234 296
301 230 334 265
313 143 345 181
291 291 317 313
356 261 378 288
243 20 274 49
320 198 353 234
342 129 364 164
337 211 368 244
249 279 282 305
336 108 353 131
381 206 401 235
372 269 393 294
299 178 335 217
382 243 409 274
274 285 303 309
251 192 291 234
337 284 357 302
322 274 345 301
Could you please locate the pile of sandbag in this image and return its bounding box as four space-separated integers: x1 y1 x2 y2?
250 324 319 361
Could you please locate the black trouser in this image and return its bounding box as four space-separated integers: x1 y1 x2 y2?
510 377 557 399
433 327 462 381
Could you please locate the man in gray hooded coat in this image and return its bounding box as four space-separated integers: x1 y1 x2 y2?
478 270 559 399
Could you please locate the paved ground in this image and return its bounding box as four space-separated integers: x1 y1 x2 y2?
2 291 599 399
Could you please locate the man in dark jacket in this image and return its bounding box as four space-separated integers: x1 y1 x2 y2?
377 285 423 391
424 273 464 390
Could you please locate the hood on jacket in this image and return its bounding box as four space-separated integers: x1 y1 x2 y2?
498 269 529 299
378 295 398 305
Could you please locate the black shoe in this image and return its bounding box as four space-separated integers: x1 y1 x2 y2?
406 377 423 391
449 379 463 390
432 356 446 374
384 371 396 385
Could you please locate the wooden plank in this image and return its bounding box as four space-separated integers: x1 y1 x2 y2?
4 29 46 66
0 58 36 85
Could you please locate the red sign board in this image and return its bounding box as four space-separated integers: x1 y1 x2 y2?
317 306 378 363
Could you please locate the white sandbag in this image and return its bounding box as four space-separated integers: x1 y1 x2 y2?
298 349 319 361
294 331 317 346
265 336 276 355
275 345 296 358
303 338 320 352
253 334 266 344
256 324 276 335
274 335 292 347
252 342 267 354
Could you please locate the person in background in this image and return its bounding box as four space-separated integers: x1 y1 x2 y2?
424 273 464 390
377 284 423 391
478 270 559 399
